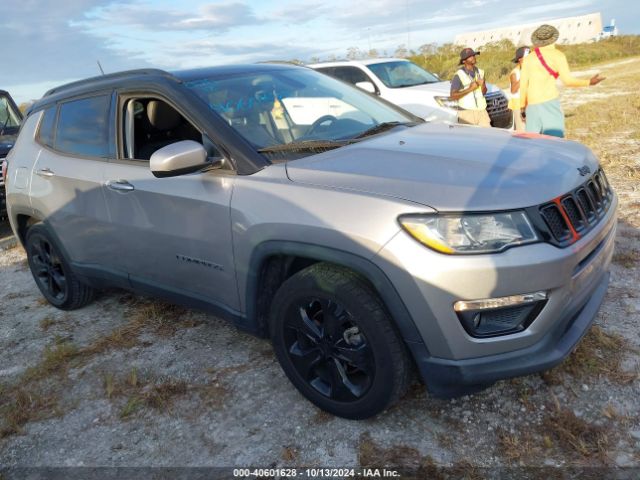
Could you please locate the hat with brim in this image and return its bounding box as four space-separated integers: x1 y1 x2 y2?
512 46 530 63
531 24 559 47
459 47 480 64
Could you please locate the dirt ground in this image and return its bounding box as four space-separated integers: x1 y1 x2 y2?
1 59 639 476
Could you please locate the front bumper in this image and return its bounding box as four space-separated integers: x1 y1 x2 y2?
374 194 617 397
418 270 609 397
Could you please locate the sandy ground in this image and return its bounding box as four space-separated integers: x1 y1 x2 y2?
1 59 639 475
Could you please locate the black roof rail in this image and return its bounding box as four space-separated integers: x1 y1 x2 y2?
43 68 179 97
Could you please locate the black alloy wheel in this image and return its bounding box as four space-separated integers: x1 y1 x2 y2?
284 297 374 402
29 236 67 302
25 224 95 310
270 263 411 419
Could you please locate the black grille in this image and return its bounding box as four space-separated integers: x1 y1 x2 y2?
536 169 613 245
485 91 509 115
481 306 530 326
561 196 585 231
540 204 571 241
587 180 603 210
576 188 596 222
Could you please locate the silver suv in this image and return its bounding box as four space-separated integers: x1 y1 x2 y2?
5 64 617 419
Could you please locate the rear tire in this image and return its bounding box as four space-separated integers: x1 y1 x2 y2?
25 224 95 310
269 263 411 419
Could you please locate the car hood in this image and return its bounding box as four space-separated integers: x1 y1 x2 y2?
399 80 500 95
399 80 451 95
285 123 599 211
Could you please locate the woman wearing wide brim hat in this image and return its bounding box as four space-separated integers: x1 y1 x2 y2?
519 24 605 137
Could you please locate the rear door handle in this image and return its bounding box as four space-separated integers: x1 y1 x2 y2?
36 168 55 178
105 180 135 192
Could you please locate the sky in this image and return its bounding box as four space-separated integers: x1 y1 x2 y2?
2 0 638 104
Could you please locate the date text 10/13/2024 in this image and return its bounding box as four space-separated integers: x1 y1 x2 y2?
233 468 401 478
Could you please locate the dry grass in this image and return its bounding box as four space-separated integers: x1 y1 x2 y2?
39 316 57 331
108 373 189 418
83 299 202 355
0 297 203 437
541 403 611 462
22 338 78 383
0 387 60 438
358 432 458 479
496 427 539 464
0 336 78 437
128 301 201 337
496 398 616 465
310 409 334 425
566 73 640 190
612 250 640 269
541 325 638 384
281 445 298 462
3 292 26 300
101 369 224 419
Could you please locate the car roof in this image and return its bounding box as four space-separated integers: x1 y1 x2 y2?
308 58 410 68
30 63 304 113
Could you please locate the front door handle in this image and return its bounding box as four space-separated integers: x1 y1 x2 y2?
105 180 135 192
36 168 55 178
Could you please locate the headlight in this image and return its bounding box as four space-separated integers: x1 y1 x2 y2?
434 96 460 110
398 212 539 254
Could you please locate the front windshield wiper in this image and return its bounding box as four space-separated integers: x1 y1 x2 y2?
395 80 437 88
353 121 415 139
258 139 355 154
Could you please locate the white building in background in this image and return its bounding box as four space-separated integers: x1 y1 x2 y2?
454 12 603 49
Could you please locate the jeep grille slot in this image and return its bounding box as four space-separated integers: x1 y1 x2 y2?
561 196 585 232
576 188 596 223
587 180 603 210
540 204 571 241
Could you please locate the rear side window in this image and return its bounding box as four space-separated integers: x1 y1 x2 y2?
37 107 56 148
55 95 112 158
320 67 370 86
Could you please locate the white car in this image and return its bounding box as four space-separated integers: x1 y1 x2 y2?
309 58 512 127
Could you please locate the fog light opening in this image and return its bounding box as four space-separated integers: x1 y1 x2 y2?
454 291 548 338
472 313 482 329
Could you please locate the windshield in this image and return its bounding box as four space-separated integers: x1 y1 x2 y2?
367 61 440 88
184 68 417 156
0 95 21 132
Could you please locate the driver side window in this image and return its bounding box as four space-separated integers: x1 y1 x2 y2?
122 97 216 161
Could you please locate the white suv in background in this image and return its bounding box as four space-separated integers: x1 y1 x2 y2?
309 58 512 128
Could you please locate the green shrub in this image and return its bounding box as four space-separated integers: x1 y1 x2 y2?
407 36 640 88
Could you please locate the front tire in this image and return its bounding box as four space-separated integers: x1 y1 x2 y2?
25 224 95 310
269 263 411 419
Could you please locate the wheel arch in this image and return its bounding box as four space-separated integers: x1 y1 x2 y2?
13 209 45 246
246 241 427 350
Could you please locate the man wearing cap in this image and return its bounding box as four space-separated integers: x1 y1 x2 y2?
450 48 490 127
520 24 605 137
